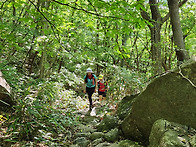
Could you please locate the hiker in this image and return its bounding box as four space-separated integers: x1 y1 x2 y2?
83 68 97 110
97 74 108 106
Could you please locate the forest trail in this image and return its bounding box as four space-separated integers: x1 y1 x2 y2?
68 94 123 147
67 92 144 147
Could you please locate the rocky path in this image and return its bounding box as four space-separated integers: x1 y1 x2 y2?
69 95 143 147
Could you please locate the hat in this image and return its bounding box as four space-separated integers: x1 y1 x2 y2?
99 74 103 79
86 68 92 73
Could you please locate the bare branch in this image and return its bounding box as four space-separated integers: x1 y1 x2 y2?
162 13 170 23
140 10 151 22
137 0 152 29
28 0 59 37
179 0 188 7
28 0 72 54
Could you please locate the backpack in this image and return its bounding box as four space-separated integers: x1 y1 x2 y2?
98 80 108 89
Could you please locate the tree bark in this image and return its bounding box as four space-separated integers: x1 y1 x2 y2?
38 0 50 78
149 0 163 74
167 0 189 63
138 0 164 74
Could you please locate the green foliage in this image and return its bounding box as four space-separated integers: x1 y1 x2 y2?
104 65 147 102
0 59 21 89
0 0 195 145
3 69 81 145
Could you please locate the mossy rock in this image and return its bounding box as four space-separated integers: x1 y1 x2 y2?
95 142 111 147
117 94 139 120
92 138 104 146
149 119 194 147
96 115 118 131
90 132 105 140
76 124 96 133
104 128 119 142
75 132 91 138
73 137 90 147
121 60 196 142
118 140 143 147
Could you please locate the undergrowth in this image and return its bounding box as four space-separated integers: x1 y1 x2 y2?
0 62 147 146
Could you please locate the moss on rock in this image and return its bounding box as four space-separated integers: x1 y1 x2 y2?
121 60 196 142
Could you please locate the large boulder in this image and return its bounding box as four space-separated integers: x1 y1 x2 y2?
149 119 196 147
116 94 139 120
0 71 13 110
121 60 196 142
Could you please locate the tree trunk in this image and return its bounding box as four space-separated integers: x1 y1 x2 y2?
58 59 63 73
167 0 189 63
150 23 162 74
148 0 163 74
38 0 50 78
138 0 188 73
29 51 38 74
138 0 164 74
96 20 101 75
39 46 46 79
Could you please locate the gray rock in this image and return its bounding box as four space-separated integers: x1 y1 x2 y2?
0 71 13 111
118 140 143 147
76 124 96 133
117 94 139 120
104 128 119 142
75 132 91 138
149 119 192 147
92 138 104 146
73 137 90 147
90 132 105 140
95 142 111 147
96 115 118 131
121 60 196 142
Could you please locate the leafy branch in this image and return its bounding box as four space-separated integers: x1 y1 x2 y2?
28 0 72 54
28 0 60 41
51 0 130 21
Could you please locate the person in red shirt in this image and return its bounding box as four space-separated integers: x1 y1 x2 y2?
97 75 108 105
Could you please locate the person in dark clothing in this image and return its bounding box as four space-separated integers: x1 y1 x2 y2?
83 68 97 110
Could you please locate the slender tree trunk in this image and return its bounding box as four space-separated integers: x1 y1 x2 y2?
138 0 188 73
138 0 164 74
121 33 129 67
38 0 50 78
29 51 38 74
167 0 189 63
39 51 46 78
58 59 63 73
96 20 101 75
149 0 163 74
149 23 162 74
